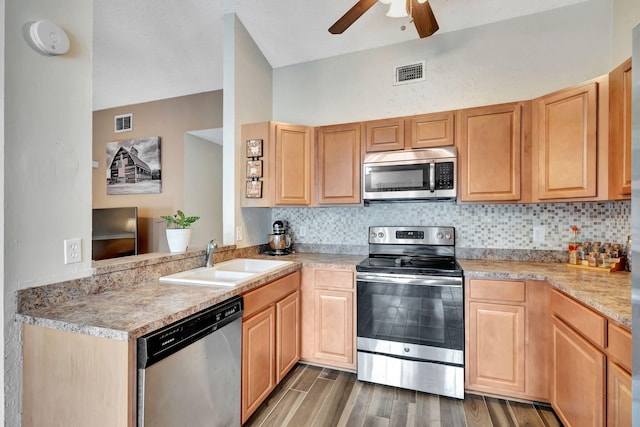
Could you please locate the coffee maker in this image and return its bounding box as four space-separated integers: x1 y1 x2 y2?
268 220 292 255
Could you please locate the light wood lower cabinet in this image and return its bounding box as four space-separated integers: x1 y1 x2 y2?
607 360 632 427
468 302 526 392
465 279 548 401
301 267 356 371
242 305 276 421
23 324 135 427
550 315 606 427
241 271 301 423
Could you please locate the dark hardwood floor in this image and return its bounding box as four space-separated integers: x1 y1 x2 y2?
245 364 563 427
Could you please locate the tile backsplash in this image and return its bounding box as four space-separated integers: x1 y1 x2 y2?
273 200 630 252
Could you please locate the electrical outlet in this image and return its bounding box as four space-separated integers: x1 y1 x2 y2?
298 226 307 237
64 238 82 264
532 226 545 243
236 226 243 241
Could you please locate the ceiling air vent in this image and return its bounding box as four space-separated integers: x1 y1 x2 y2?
393 61 425 85
114 113 133 133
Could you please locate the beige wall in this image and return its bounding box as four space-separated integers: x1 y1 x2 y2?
92 91 223 252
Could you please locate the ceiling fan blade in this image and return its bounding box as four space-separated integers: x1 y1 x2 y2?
329 0 379 34
412 0 439 38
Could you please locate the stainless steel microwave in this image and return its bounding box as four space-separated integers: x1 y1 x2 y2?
362 147 457 203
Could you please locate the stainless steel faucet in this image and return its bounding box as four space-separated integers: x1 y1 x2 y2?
205 239 217 267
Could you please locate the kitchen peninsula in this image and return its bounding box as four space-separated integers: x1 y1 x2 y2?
17 247 631 426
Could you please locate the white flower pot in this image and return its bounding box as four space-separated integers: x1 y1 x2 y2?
166 228 192 253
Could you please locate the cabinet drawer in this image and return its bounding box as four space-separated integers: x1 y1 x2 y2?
550 289 606 348
608 323 632 372
243 271 301 318
313 269 354 290
468 279 525 302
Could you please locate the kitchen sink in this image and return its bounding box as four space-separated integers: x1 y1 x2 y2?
214 258 292 273
159 258 294 287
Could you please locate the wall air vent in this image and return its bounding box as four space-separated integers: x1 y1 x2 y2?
114 113 133 133
393 61 426 85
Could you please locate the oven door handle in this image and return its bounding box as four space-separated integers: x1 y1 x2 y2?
356 273 462 287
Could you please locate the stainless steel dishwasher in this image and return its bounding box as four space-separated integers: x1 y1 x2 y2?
137 296 243 427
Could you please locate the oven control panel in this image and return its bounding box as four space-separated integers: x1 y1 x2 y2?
369 226 455 245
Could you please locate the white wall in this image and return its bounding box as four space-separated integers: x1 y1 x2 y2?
223 14 273 247
273 0 613 125
4 1 92 424
612 0 640 65
184 133 223 247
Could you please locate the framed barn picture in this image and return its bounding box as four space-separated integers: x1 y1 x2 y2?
106 136 161 195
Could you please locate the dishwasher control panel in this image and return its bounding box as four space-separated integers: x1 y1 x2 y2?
137 296 243 368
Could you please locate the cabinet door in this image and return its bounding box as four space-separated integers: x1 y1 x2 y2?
276 291 300 382
242 306 276 423
314 289 354 367
458 103 522 201
608 58 632 199
275 123 312 205
409 111 455 148
316 123 361 204
364 118 405 152
468 302 525 392
607 361 632 427
550 316 605 427
535 82 598 200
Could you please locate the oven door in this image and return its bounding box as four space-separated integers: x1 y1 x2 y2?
356 272 463 365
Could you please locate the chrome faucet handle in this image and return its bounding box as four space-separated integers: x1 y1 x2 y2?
205 239 217 267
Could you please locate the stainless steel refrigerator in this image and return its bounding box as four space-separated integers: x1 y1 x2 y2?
632 22 640 426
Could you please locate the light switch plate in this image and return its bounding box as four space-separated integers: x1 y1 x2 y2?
532 226 545 243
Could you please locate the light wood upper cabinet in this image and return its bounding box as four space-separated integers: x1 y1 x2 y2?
533 81 600 201
316 123 362 205
608 58 632 199
276 123 313 205
457 103 523 202
409 111 455 148
240 121 313 207
364 117 405 152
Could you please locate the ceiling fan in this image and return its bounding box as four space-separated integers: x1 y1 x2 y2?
329 0 439 38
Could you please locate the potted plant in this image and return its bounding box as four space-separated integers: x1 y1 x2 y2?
161 210 200 252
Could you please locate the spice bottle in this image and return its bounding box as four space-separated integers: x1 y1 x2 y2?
626 236 632 272
588 252 598 267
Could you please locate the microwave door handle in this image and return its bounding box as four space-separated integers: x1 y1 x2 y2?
429 162 436 192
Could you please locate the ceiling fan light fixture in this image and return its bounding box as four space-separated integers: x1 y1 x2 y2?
417 0 427 3
379 0 392 4
386 0 408 18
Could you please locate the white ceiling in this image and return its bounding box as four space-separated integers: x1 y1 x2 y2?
93 0 587 110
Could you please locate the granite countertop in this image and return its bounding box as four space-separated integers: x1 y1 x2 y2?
17 253 631 341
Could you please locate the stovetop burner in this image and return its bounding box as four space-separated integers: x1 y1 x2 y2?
356 255 462 276
356 226 462 277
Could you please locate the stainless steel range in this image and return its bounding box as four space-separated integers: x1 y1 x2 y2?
356 226 464 399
